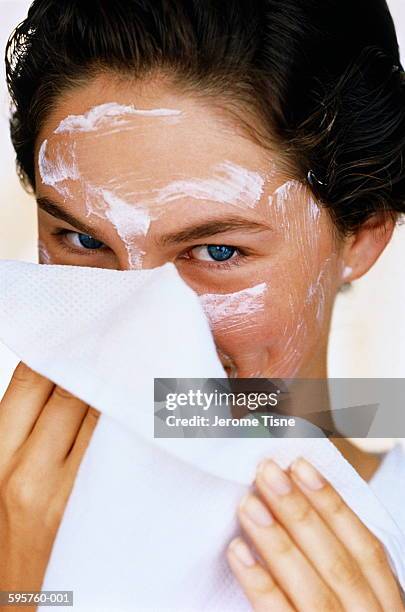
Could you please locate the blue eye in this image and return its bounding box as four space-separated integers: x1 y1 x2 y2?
190 244 237 262
206 245 236 261
65 232 106 250
78 234 105 250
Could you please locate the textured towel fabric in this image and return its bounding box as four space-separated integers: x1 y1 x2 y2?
0 260 404 611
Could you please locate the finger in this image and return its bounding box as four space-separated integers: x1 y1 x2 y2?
22 386 89 463
290 457 404 611
0 363 54 459
227 537 295 612
255 459 380 611
238 494 343 612
65 407 100 474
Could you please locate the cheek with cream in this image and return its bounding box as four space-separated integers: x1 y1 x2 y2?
36 86 345 379
196 181 342 378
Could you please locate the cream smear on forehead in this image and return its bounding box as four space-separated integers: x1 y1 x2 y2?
38 102 268 268
54 102 182 133
105 160 266 220
200 283 267 327
52 102 265 209
38 102 181 185
38 140 79 198
144 161 265 209
38 102 182 187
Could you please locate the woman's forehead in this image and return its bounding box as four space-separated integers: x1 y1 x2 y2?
38 115 272 186
35 75 282 185
35 83 327 247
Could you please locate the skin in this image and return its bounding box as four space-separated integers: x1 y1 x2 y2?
0 364 99 611
36 76 337 379
0 73 401 608
228 458 404 611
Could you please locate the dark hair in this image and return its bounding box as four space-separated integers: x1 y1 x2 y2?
5 0 405 233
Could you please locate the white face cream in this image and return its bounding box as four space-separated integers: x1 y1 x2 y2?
129 161 265 210
54 102 182 133
200 283 267 328
38 139 80 197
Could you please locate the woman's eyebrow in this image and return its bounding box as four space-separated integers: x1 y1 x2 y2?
158 218 272 246
36 197 98 236
37 196 271 244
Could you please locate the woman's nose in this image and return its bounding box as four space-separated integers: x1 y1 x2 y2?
116 243 169 271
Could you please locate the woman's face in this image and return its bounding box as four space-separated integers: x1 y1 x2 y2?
35 75 346 378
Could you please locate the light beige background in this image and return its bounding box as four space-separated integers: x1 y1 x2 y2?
0 1 404 450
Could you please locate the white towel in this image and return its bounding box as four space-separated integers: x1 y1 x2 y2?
0 259 404 611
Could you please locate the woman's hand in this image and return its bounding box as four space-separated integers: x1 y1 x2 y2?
0 363 99 596
227 458 404 611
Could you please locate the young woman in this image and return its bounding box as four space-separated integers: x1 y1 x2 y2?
2 0 405 609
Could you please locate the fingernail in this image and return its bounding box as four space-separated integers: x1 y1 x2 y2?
228 538 256 567
241 494 273 527
290 458 325 491
259 460 292 496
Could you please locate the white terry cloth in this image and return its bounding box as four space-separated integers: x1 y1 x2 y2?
0 259 404 611
371 444 405 536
